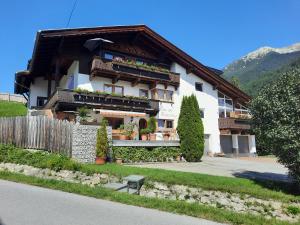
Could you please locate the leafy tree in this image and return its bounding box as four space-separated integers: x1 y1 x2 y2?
96 119 109 158
250 63 300 184
177 95 204 161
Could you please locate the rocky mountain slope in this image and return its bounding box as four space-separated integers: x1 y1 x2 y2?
222 43 300 96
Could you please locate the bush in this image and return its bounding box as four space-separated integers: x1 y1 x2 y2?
177 95 204 162
0 144 81 172
112 147 181 163
147 117 157 133
96 119 109 158
250 63 300 184
286 205 300 215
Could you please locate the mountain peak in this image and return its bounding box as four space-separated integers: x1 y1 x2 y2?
242 42 300 62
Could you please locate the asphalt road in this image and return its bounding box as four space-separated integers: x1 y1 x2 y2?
0 179 223 225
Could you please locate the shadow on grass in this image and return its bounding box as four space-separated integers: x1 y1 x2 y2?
233 171 300 196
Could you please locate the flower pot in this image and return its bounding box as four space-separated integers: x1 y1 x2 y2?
120 134 129 140
149 133 156 141
95 157 106 165
141 134 148 141
163 134 169 141
116 158 123 164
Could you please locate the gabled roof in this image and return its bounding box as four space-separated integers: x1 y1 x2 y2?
17 25 250 103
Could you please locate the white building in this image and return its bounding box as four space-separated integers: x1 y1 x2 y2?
15 25 256 156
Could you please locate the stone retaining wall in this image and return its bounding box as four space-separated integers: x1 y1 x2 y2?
71 125 112 163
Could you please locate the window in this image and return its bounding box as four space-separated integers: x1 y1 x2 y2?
166 120 173 128
67 75 74 89
158 119 165 128
104 84 124 96
139 89 149 98
105 117 124 129
199 109 204 118
157 89 165 100
235 103 249 115
36 96 48 107
165 90 173 101
218 91 233 118
114 86 123 95
195 82 203 92
158 119 174 129
104 53 113 60
152 89 174 102
104 84 113 94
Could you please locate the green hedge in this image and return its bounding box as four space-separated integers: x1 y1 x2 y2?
0 144 81 171
113 147 181 163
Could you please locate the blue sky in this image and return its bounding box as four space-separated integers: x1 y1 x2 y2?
1 0 299 93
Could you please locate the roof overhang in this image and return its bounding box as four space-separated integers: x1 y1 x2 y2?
17 25 250 103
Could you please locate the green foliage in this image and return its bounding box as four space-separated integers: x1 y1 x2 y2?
177 95 204 162
140 128 151 135
286 206 300 215
250 62 300 184
0 101 27 117
147 117 157 133
1 172 293 225
119 122 136 138
230 76 240 88
77 106 90 121
96 119 108 158
223 51 300 96
0 144 81 171
112 147 181 163
0 144 299 203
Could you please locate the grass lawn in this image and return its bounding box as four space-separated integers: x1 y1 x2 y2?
0 171 296 225
0 144 298 203
0 100 27 117
82 163 299 203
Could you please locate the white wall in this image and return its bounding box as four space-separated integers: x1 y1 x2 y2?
76 74 150 96
65 60 221 153
170 63 221 153
29 77 55 108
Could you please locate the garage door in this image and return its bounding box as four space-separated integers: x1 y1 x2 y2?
238 136 249 153
220 135 233 154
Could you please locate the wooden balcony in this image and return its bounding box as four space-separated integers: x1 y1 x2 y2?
91 57 180 88
219 117 251 130
229 111 252 119
44 89 159 115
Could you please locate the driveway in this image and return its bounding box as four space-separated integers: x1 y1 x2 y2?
132 156 291 182
0 179 223 225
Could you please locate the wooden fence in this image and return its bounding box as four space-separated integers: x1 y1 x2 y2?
0 116 73 156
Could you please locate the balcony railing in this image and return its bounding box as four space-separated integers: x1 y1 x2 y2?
44 89 159 114
91 57 180 87
229 111 252 119
219 117 251 130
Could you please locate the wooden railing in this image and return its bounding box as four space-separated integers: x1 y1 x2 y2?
91 57 180 86
44 89 160 113
229 111 252 119
219 117 251 130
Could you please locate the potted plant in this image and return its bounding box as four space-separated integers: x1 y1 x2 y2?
148 117 157 141
77 106 90 124
140 128 150 141
114 151 123 164
118 124 129 140
163 132 170 141
120 122 136 140
95 119 108 165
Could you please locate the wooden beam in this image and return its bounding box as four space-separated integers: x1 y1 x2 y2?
112 74 121 84
149 81 157 90
54 59 60 89
47 75 52 97
131 78 141 87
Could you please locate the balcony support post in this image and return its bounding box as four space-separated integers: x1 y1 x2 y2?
47 75 52 98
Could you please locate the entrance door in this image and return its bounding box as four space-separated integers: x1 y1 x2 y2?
138 118 147 140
